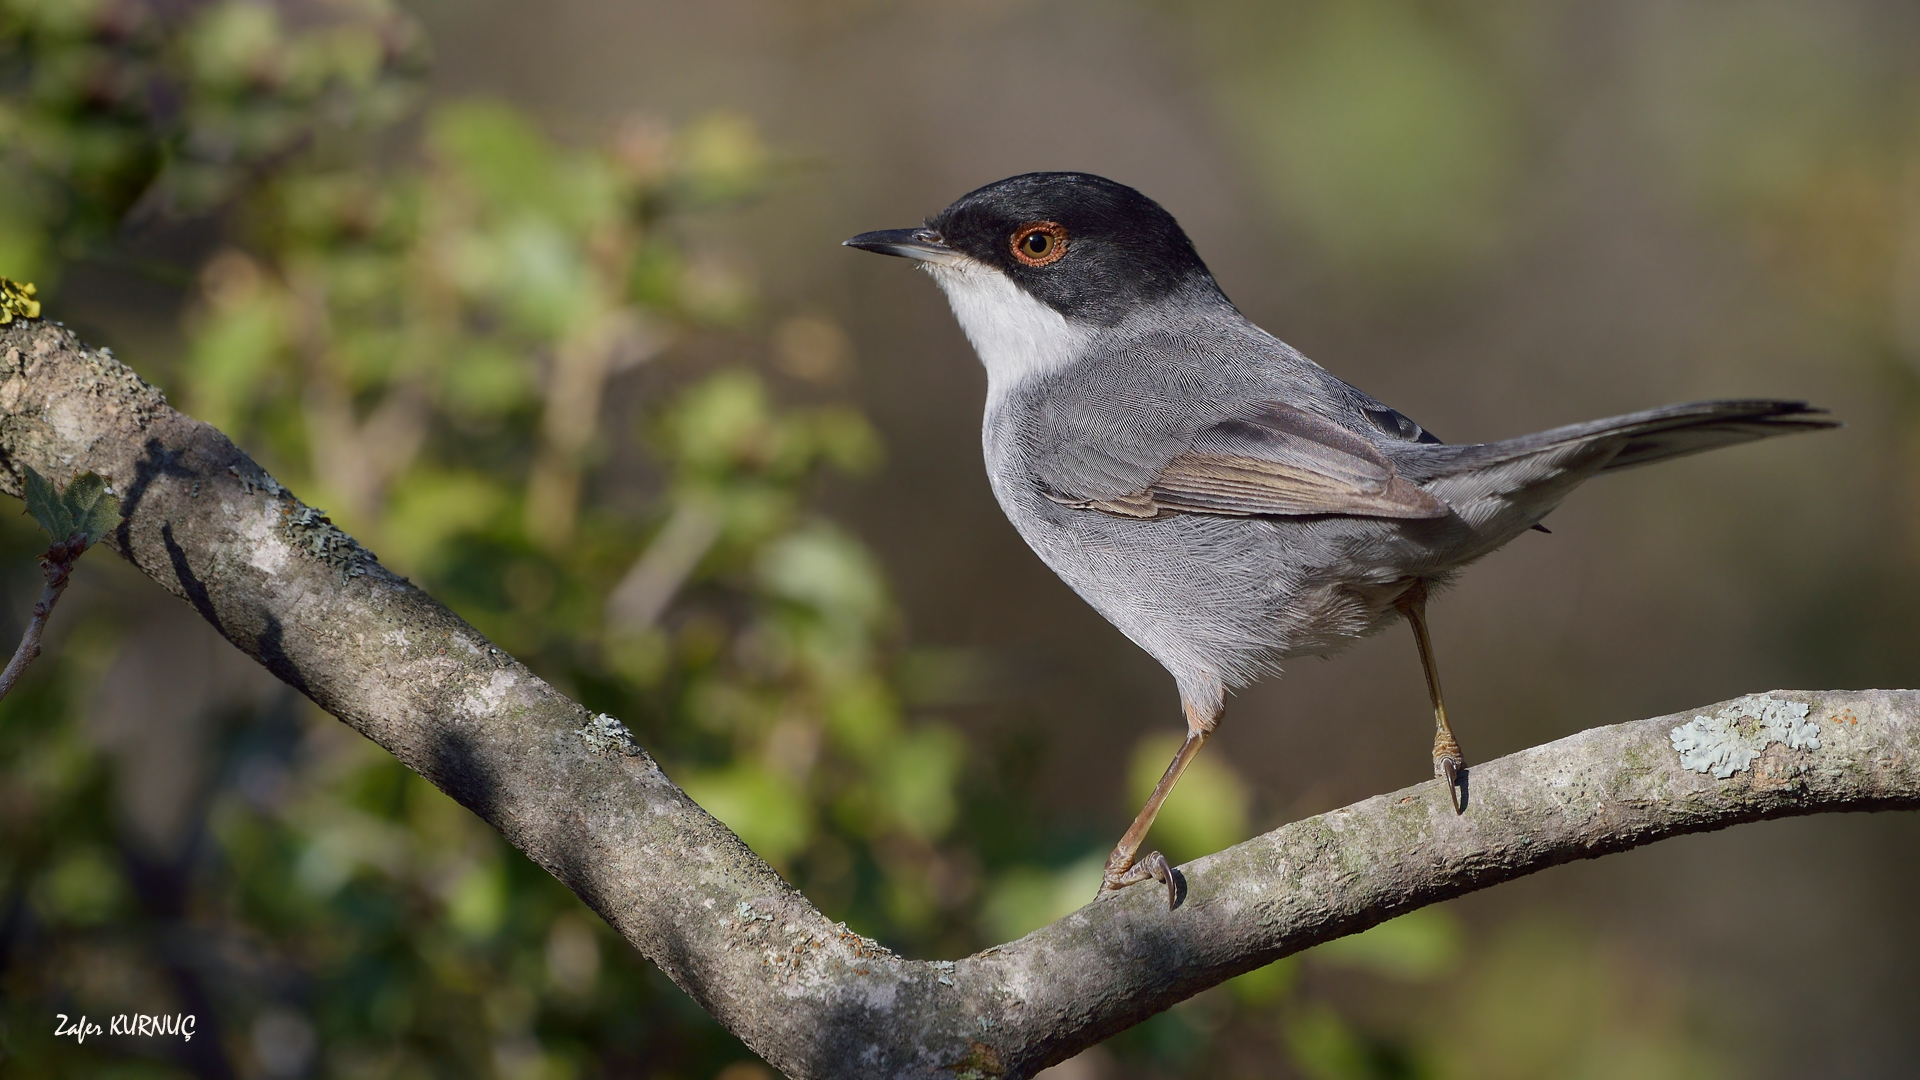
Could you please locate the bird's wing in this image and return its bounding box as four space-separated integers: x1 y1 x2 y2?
1048 400 1449 520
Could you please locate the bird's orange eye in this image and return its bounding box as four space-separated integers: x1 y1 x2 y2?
1011 222 1068 266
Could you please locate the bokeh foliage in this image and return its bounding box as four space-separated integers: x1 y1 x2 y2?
0 2 981 1076
1201 0 1523 276
0 0 426 283
0 2 1758 1078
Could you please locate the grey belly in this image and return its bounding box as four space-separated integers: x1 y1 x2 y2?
998 489 1468 691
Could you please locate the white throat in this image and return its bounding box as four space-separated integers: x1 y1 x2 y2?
923 259 1092 412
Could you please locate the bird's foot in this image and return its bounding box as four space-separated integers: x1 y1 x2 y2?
1098 850 1176 909
1434 751 1466 814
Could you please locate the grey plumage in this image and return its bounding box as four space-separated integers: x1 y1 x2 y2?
847 171 1835 898
982 283 1826 719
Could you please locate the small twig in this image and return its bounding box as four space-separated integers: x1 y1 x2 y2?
0 535 85 703
605 498 724 633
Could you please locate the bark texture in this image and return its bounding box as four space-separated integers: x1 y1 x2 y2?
2 319 1915 1080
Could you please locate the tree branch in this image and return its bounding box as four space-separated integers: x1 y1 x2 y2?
0 534 81 701
1 319 1914 1080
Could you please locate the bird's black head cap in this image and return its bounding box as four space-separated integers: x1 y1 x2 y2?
928 173 1224 325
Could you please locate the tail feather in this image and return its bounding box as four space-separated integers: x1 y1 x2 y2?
1405 400 1836 481
1595 402 1837 472
1399 399 1837 533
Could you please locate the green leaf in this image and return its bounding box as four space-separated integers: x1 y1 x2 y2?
21 465 69 540
880 724 964 840
60 471 119 546
19 468 120 547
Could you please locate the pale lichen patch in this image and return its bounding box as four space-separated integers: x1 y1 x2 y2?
459 669 521 718
1670 694 1820 779
580 713 647 758
284 503 370 582
228 461 285 498
241 507 292 576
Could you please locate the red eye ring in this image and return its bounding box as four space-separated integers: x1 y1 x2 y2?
1011 221 1068 266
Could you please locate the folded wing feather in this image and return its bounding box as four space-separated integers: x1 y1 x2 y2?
1050 401 1449 520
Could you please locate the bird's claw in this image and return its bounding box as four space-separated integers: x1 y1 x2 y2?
1099 850 1177 909
1435 753 1466 814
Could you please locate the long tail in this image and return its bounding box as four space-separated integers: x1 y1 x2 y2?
1401 399 1837 531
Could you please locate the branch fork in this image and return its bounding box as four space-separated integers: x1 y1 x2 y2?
2 319 1914 1079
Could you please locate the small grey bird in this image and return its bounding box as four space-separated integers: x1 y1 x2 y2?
845 172 1834 905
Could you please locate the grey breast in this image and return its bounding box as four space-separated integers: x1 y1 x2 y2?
979 308 1460 697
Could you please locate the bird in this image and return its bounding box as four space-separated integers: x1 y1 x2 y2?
844 172 1836 907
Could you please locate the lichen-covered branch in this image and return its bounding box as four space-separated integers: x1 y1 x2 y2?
1 319 1915 1080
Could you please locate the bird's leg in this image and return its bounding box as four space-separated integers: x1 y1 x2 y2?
1396 580 1466 813
1098 734 1198 907
1099 708 1214 909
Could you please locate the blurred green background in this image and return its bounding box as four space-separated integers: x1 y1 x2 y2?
1 0 1915 1077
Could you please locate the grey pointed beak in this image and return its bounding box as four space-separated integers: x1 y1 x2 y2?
843 228 956 262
